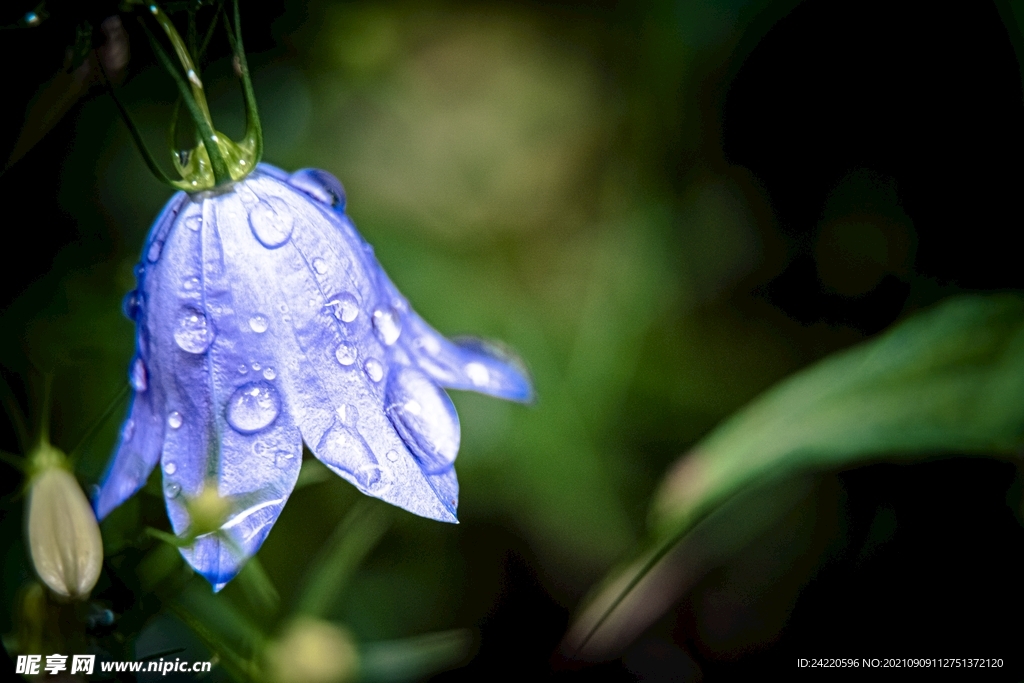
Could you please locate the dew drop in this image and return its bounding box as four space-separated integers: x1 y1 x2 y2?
288 168 347 210
386 449 399 462
315 423 386 491
164 462 177 475
147 240 163 263
336 404 358 426
372 307 402 345
263 366 276 380
248 197 295 249
167 411 183 429
123 290 142 321
385 368 460 473
252 362 261 372
249 314 268 333
415 335 441 355
364 358 384 383
313 257 328 274
239 364 248 374
335 342 357 366
325 292 360 323
182 276 200 292
129 357 148 392
174 307 215 354
164 482 181 498
465 362 490 387
226 381 281 434
122 419 135 441
185 215 202 232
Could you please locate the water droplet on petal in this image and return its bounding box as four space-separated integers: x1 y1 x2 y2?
385 368 460 473
248 197 295 248
372 307 402 345
164 462 177 475
123 290 142 321
185 215 202 231
315 423 386 491
129 357 148 392
252 362 261 372
386 449 399 462
263 366 276 380
249 314 268 333
167 411 183 429
226 381 281 434
415 335 441 355
147 240 163 263
465 362 490 387
364 358 384 383
325 292 360 323
165 482 181 498
313 257 328 274
288 168 347 210
336 404 358 426
335 342 357 366
182 276 201 291
239 364 248 374
122 419 135 441
174 307 215 354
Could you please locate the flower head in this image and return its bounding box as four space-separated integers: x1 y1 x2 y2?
95 164 532 588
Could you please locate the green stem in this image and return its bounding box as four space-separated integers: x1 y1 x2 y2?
226 0 262 165
97 62 178 187
140 13 231 186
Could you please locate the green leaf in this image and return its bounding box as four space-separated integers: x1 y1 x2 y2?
294 499 392 618
566 295 1024 659
359 628 474 682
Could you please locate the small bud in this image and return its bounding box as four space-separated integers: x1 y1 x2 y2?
265 617 359 683
27 452 103 600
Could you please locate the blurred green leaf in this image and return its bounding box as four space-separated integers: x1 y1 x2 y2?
168 579 266 681
294 499 391 618
567 294 1024 658
359 628 474 683
234 556 281 614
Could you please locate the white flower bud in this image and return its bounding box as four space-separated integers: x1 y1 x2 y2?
27 462 103 600
265 617 359 683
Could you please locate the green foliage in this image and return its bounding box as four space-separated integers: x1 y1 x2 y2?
567 295 1024 658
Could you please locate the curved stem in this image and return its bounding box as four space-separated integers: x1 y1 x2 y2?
140 17 231 186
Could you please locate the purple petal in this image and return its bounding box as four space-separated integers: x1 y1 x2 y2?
147 192 302 586
218 173 459 521
94 384 165 519
94 193 188 520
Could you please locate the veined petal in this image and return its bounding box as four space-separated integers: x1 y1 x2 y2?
148 189 301 586
216 173 459 522
94 193 188 520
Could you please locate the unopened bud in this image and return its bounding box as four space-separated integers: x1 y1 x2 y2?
27 450 103 600
265 617 359 683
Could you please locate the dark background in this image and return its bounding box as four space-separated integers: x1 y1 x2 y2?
2 1 1023 680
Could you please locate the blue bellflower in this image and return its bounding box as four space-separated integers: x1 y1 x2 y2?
95 164 532 588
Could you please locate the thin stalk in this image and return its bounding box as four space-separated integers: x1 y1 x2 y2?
96 57 178 187
225 0 262 165
140 18 231 186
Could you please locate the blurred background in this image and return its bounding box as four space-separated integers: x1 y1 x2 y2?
2 0 1024 680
